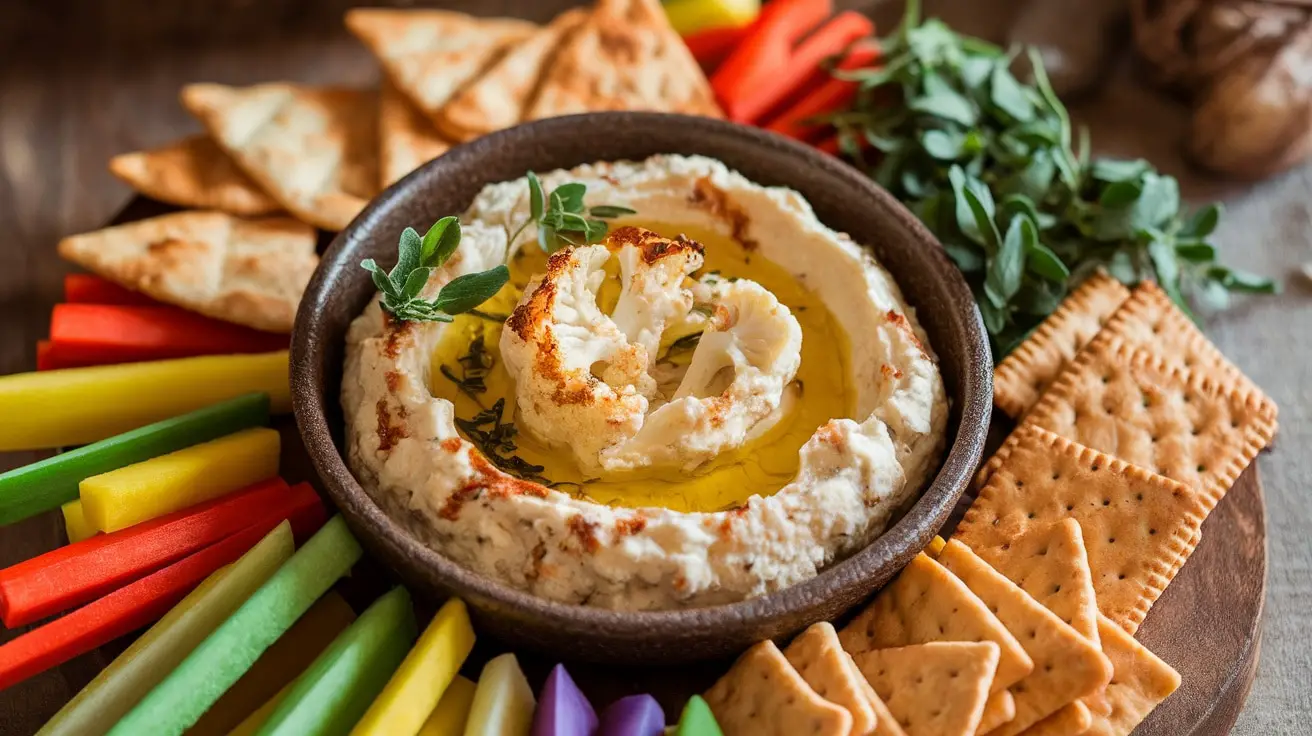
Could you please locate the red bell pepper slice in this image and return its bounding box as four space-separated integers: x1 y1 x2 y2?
0 521 274 692
45 304 288 369
0 479 325 628
683 25 752 74
764 41 881 141
63 274 158 306
713 0 832 105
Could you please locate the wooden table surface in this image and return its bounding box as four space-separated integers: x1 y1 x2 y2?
1 1 1308 734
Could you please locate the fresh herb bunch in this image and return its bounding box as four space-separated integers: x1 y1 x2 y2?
828 0 1277 356
361 217 510 323
508 172 637 254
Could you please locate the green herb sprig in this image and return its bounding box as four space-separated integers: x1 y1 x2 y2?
361 216 510 323
508 172 637 254
828 0 1277 357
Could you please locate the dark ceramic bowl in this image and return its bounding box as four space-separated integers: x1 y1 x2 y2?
292 112 991 665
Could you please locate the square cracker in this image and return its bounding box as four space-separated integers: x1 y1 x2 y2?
704 640 853 736
57 211 317 334
1021 335 1278 512
108 135 281 216
958 425 1207 634
1015 701 1091 736
937 540 1112 736
379 79 452 188
852 642 999 736
181 83 378 232
1084 615 1181 735
783 622 883 736
345 8 536 124
434 8 590 142
976 691 1015 735
525 0 722 120
993 271 1130 418
838 553 1033 694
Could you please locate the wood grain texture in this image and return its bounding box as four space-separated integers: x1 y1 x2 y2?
0 1 1306 734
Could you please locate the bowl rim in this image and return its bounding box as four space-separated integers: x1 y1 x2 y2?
292 111 992 633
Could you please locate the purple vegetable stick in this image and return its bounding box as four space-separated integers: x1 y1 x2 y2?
597 694 666 736
532 664 599 736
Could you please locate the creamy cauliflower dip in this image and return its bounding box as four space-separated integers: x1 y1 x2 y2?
342 154 948 610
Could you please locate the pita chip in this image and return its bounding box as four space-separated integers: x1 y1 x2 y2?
181 83 378 231
345 8 535 123
379 80 452 188
704 640 853 736
435 8 590 142
109 136 281 216
57 211 317 333
838 553 1033 694
784 622 886 736
852 642 999 736
525 0 722 120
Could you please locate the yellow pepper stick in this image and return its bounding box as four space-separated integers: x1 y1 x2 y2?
662 0 759 36
80 427 280 533
418 676 477 736
351 599 477 736
464 653 535 736
0 351 290 451
61 500 98 543
189 591 357 736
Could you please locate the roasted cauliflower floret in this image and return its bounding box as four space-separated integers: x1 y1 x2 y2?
601 279 803 472
500 226 802 476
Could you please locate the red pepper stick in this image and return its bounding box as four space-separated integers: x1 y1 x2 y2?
37 340 151 372
764 42 882 141
683 25 752 74
814 135 842 155
63 274 159 306
0 478 325 628
0 521 278 692
49 304 288 367
712 0 832 110
721 11 875 124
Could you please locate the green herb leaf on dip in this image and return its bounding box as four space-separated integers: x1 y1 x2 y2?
509 172 637 254
362 217 509 324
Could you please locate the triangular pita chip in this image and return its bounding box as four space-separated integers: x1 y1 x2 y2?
434 8 590 142
57 211 317 333
181 83 378 231
109 136 281 216
937 540 1112 736
852 642 999 736
784 622 886 736
704 640 853 736
525 0 722 120
838 553 1034 694
345 8 536 124
1084 615 1181 736
976 691 1015 734
379 79 452 188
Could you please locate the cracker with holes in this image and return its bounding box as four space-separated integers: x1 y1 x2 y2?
958 425 1207 633
703 640 853 736
57 210 317 333
1020 336 1278 512
852 642 999 736
838 553 1033 693
935 539 1112 736
976 691 1014 734
1084 615 1182 735
993 271 1130 418
1018 701 1092 736
784 622 894 736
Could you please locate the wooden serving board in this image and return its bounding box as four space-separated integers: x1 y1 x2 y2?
0 200 1265 736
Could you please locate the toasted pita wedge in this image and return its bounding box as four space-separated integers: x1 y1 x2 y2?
109 136 281 216
434 8 590 142
181 83 378 231
345 8 536 126
57 211 317 333
525 0 722 119
379 80 452 188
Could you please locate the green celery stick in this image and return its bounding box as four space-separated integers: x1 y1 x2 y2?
108 515 363 736
256 587 417 736
37 523 294 736
0 392 270 525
